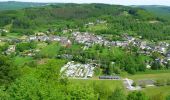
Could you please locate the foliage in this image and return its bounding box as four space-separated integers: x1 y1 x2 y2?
16 42 36 52
0 55 20 85
109 88 126 100
154 79 166 86
127 91 148 100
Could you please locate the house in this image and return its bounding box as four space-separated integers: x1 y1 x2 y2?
29 36 37 41
0 29 9 33
60 38 72 47
146 65 151 69
6 45 16 55
35 32 46 36
96 20 107 24
166 51 170 61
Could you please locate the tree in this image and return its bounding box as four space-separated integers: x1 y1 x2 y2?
166 61 170 69
127 91 148 100
108 63 113 75
140 82 146 88
0 55 19 85
151 61 162 70
16 42 36 52
0 43 9 52
166 95 170 100
109 88 126 100
132 82 137 87
67 84 96 100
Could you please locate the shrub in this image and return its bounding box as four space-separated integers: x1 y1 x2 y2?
140 82 146 88
154 79 165 86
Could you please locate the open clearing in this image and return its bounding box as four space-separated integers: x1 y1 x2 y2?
70 79 124 89
142 86 170 97
127 70 170 81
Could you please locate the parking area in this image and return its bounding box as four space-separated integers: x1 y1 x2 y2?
60 61 95 79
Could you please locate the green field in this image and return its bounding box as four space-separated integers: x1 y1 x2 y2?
142 86 170 98
70 79 125 100
70 78 170 99
87 24 108 32
127 70 170 81
70 79 123 88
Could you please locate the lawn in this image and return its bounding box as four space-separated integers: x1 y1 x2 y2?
70 79 123 87
127 70 170 81
5 32 21 38
126 70 170 98
87 24 108 32
0 41 5 46
142 86 170 98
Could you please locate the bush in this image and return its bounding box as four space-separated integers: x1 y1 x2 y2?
132 82 137 87
140 82 146 88
154 79 166 86
127 91 148 100
166 79 170 86
166 95 170 100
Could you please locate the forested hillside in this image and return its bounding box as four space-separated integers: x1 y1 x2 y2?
0 3 170 41
136 5 170 20
0 1 47 10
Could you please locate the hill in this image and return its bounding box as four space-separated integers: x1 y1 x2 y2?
134 5 170 19
0 3 170 41
0 1 48 10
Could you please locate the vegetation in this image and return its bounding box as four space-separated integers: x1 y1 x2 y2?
0 3 170 41
0 2 170 99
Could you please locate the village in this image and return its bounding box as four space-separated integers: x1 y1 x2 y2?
1 29 170 68
0 30 170 91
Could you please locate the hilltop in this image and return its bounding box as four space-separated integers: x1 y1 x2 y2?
134 5 170 19
0 1 48 10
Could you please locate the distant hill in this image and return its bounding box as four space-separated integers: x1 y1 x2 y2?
133 5 170 19
1 3 170 40
0 1 48 10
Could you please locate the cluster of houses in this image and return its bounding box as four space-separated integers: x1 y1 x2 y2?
60 61 95 79
85 20 107 27
72 32 109 46
1 30 170 67
0 29 9 34
72 32 170 67
28 35 71 47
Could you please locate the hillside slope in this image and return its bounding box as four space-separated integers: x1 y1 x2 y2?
134 5 170 19
0 1 48 10
0 3 170 40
